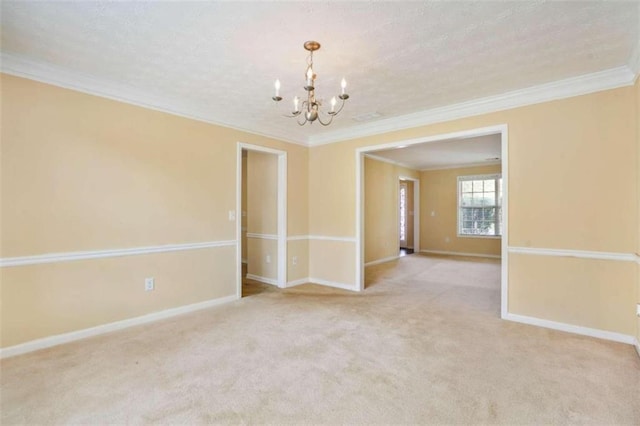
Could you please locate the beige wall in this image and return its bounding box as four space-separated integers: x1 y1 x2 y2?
246 150 278 281
421 164 501 257
364 157 419 263
0 74 309 348
509 254 636 335
309 240 355 286
1 248 235 347
287 239 309 283
2 71 639 349
308 85 637 336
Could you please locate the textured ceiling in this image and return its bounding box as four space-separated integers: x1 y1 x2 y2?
370 134 501 170
1 1 638 145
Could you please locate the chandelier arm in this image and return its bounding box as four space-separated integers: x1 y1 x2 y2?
331 97 347 116
296 115 308 126
316 113 334 126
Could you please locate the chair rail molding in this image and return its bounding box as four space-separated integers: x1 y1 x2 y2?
0 240 237 267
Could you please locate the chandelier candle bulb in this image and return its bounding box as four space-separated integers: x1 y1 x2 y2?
272 79 282 102
341 78 347 95
293 96 299 113
331 96 336 112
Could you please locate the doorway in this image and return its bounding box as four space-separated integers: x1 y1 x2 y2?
236 143 287 299
356 125 509 318
398 176 419 257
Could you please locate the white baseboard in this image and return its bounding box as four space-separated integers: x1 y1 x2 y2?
365 255 400 266
285 278 310 287
0 294 238 359
503 313 636 345
245 274 278 286
420 249 501 259
308 277 358 292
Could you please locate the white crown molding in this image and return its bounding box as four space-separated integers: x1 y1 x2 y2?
308 66 636 146
504 313 635 345
0 240 237 268
3 51 636 148
246 233 278 240
420 160 502 172
0 294 238 359
507 246 636 262
0 51 307 147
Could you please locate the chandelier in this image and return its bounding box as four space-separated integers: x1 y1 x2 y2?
272 41 349 126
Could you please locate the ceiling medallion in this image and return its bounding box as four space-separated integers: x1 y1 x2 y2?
272 41 349 126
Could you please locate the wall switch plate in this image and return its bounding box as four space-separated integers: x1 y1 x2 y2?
292 256 298 266
228 210 236 221
266 255 271 264
145 277 155 291
636 304 640 316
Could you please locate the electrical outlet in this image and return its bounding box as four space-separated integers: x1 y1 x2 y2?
145 277 155 291
266 255 271 264
292 256 298 266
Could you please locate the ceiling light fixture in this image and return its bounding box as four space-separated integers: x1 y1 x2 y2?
272 41 349 126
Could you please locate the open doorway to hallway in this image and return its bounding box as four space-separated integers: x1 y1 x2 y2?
236 143 287 299
357 125 508 318
398 177 418 257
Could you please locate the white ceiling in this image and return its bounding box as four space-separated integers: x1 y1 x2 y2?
1 2 638 146
369 134 501 170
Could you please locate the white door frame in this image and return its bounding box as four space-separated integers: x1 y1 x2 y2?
355 124 509 319
398 175 420 253
236 142 287 298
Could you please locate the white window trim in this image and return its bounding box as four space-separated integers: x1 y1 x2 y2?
457 173 502 239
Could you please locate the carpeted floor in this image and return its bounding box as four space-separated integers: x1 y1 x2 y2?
1 254 639 424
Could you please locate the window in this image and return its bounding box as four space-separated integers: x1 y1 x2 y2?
457 174 502 237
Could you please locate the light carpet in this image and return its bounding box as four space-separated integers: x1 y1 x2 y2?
1 254 639 424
